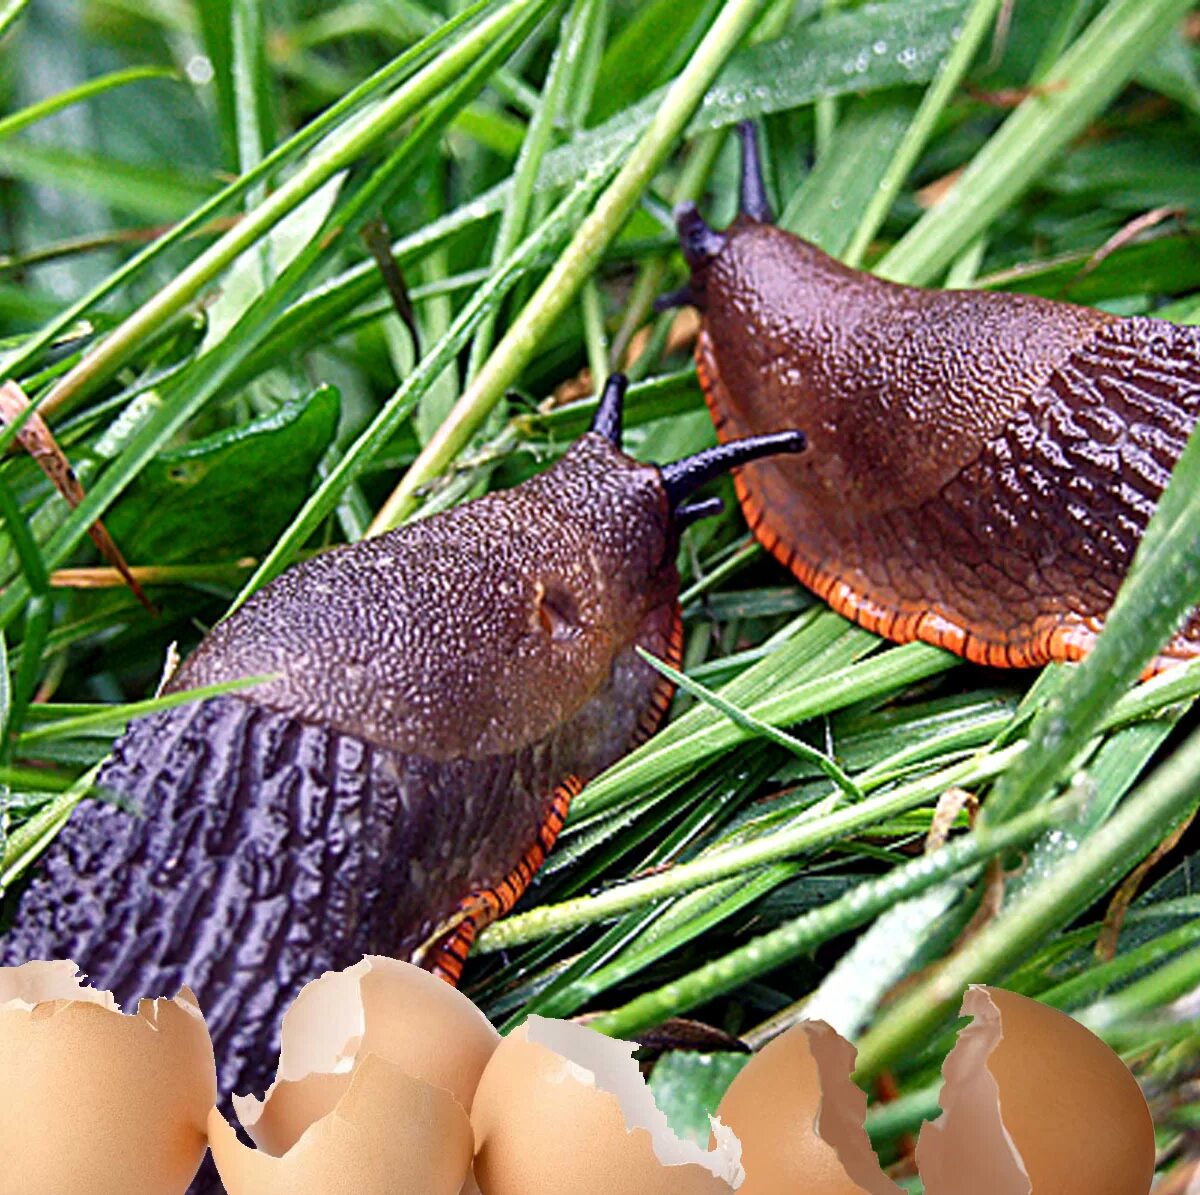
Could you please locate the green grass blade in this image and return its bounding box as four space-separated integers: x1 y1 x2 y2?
0 66 178 143
855 720 1200 1080
369 0 767 528
637 647 863 799
577 641 955 819
0 0 510 393
879 0 1197 284
0 0 26 41
586 793 1072 1038
466 0 602 378
842 0 1001 267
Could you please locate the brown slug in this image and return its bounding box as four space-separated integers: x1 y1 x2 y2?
0 374 805 1119
669 123 1200 671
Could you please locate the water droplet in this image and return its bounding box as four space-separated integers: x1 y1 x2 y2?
186 54 214 85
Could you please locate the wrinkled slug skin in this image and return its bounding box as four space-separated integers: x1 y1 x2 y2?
0 435 680 1165
690 212 1200 671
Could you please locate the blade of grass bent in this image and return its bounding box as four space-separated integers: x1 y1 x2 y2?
0 67 177 143
576 640 955 820
637 647 862 799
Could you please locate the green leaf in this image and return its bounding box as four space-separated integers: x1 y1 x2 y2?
103 385 340 564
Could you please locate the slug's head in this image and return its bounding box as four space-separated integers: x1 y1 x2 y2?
658 121 781 312
659 122 839 319
525 374 806 643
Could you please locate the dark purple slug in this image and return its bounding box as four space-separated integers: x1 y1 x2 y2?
0 374 804 1130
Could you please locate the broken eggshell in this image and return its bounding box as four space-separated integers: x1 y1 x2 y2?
208 1052 473 1195
0 959 216 1195
916 985 1157 1195
471 1015 744 1195
233 954 499 1152
714 1019 900 1195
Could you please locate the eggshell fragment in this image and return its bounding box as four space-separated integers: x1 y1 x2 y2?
714 1019 900 1194
916 985 1156 1195
472 1015 743 1195
0 959 215 1195
209 1053 473 1195
235 954 498 1148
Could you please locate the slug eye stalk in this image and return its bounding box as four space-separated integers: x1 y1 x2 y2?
659 430 808 514
589 373 627 447
587 373 808 524
736 119 773 223
673 201 727 269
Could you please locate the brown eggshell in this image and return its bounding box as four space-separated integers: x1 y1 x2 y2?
471 1016 742 1195
916 985 1157 1195
0 960 215 1195
237 1070 354 1156
209 1052 473 1195
714 1020 899 1194
235 954 498 1147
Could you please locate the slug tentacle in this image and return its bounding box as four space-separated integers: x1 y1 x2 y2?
659 429 808 511
590 371 627 446
736 120 773 223
653 283 696 312
674 494 726 528
674 201 727 271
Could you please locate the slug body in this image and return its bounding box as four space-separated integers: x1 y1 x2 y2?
676 125 1200 669
0 376 804 1114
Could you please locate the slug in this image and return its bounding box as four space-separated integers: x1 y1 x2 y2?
0 374 805 1111
668 123 1200 671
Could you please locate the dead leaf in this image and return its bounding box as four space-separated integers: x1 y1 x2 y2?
0 380 154 612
